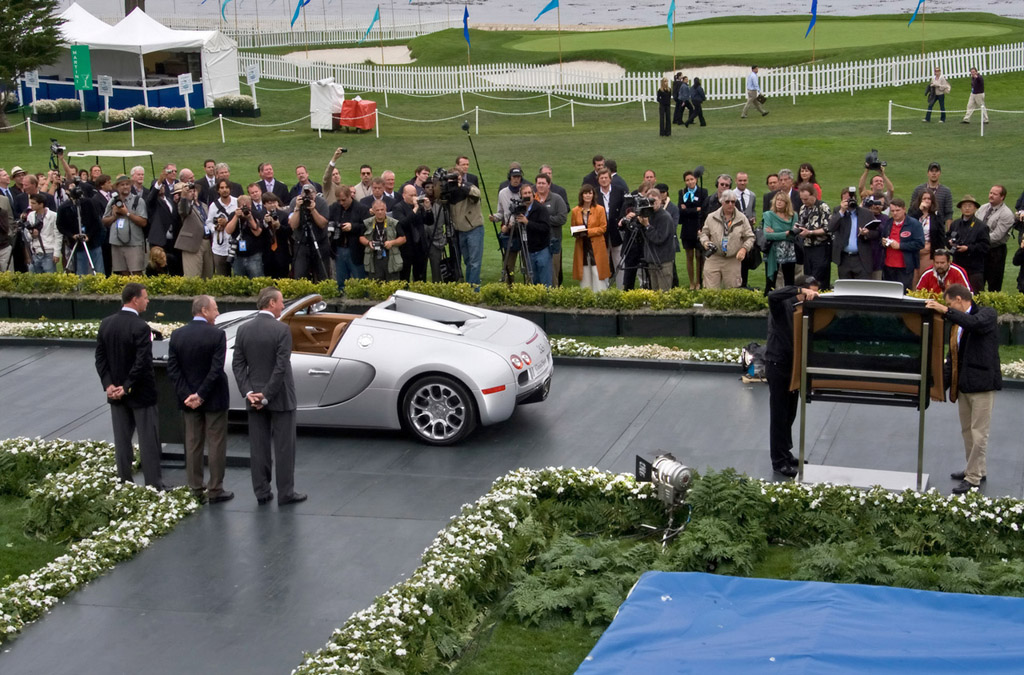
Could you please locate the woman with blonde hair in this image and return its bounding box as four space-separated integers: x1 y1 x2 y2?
570 184 610 291
656 78 672 137
762 190 798 293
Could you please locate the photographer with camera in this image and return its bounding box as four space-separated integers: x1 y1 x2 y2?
878 198 924 292
534 173 568 286
288 183 330 282
618 190 650 290
175 178 214 278
446 166 484 286
948 195 990 293
491 168 529 280
393 184 432 282
699 189 755 289
260 192 293 279
360 200 406 281
320 149 346 207
206 178 238 276
328 185 368 291
230 195 270 279
507 184 553 287
56 179 104 274
146 168 183 275
102 174 149 276
829 187 879 281
858 152 893 206
637 189 676 290
24 193 60 273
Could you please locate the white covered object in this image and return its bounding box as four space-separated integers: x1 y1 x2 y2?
310 78 346 130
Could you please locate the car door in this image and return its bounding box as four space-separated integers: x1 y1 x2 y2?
291 352 338 409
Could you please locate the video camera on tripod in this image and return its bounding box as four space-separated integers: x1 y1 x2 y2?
508 197 528 218
619 193 656 232
432 167 465 205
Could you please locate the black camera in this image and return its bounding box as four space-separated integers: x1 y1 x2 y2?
226 236 239 263
185 180 195 190
67 181 84 201
241 206 251 218
112 197 124 209
865 149 886 171
509 197 528 217
433 167 463 204
623 193 655 219
370 239 387 259
328 220 340 241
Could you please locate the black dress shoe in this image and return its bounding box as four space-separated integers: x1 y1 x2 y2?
257 493 274 505
952 480 980 495
950 471 986 482
209 491 235 504
773 464 798 478
278 492 308 506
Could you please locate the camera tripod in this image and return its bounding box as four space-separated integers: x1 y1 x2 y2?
614 218 658 290
64 198 97 275
435 201 463 283
501 211 534 285
300 208 330 282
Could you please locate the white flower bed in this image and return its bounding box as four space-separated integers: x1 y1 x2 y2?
292 465 1024 674
0 438 199 642
551 337 742 363
0 321 181 340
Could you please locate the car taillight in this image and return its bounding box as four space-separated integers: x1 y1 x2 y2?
510 355 523 370
520 352 532 366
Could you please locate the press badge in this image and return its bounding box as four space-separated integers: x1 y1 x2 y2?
116 218 127 229
238 239 247 252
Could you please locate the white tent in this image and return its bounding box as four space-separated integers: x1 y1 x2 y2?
51 5 239 107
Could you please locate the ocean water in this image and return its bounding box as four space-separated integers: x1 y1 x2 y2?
61 0 1022 29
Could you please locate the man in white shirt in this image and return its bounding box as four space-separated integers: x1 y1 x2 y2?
978 185 1015 292
740 65 769 118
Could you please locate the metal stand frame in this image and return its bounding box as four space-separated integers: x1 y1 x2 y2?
797 315 932 492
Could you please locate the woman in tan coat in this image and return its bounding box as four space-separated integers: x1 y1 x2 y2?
570 184 610 291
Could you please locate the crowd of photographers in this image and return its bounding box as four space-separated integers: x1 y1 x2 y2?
0 145 1020 296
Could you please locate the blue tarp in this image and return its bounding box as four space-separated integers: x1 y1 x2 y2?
577 571 1024 674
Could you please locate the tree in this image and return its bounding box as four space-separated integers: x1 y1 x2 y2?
0 0 65 128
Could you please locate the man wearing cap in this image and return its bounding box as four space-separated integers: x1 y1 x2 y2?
699 189 755 289
910 163 954 230
492 167 529 279
102 174 149 276
948 195 990 293
978 185 1015 292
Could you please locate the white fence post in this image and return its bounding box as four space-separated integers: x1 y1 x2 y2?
375 109 379 139
460 89 465 112
26 118 31 147
887 99 892 133
219 114 225 143
475 105 479 134
570 100 575 128
980 105 985 137
130 118 135 147
640 99 646 122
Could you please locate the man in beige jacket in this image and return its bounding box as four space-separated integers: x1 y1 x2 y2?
699 189 755 289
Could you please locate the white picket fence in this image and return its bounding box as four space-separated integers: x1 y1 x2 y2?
239 42 1024 102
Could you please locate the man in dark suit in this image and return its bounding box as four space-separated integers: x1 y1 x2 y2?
167 295 233 503
596 169 625 285
196 159 219 205
604 159 629 194
94 283 164 488
582 155 604 188
257 162 290 203
145 179 182 272
231 287 306 506
455 156 478 187
926 284 1001 494
829 187 879 280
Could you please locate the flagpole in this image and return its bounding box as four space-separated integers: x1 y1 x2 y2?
233 0 238 30
672 24 677 71
921 2 926 65
304 1 309 56
379 4 385 66
255 0 260 32
557 2 563 86
811 25 816 64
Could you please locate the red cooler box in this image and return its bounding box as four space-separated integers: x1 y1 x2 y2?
335 100 377 130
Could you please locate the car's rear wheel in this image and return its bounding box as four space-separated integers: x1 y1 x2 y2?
401 375 477 445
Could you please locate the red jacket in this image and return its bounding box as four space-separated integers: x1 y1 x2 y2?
915 263 971 293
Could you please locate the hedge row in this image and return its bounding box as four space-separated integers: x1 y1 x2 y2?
6 272 1020 314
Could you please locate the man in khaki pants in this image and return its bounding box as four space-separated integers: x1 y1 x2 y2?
699 190 754 288
926 284 1001 495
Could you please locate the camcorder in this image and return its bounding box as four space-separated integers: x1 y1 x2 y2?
508 197 528 217
865 149 887 171
50 138 65 156
433 167 464 204
623 193 656 219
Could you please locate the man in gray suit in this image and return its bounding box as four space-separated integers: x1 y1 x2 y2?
231 287 307 506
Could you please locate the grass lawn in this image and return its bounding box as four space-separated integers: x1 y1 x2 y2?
0 495 66 583
409 13 1024 70
6 18 1024 290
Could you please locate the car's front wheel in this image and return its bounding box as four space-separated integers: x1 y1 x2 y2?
401 375 478 445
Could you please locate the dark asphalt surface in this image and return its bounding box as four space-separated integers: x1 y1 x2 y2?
2 343 1022 674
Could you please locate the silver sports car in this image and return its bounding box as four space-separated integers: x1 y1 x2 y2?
214 290 552 445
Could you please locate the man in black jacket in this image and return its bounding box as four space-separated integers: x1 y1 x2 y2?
829 187 879 280
926 284 1001 494
94 283 164 488
329 185 368 292
765 278 820 478
392 184 431 282
948 195 990 293
503 184 551 286
167 295 233 503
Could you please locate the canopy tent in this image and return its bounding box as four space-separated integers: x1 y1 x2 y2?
45 4 239 108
